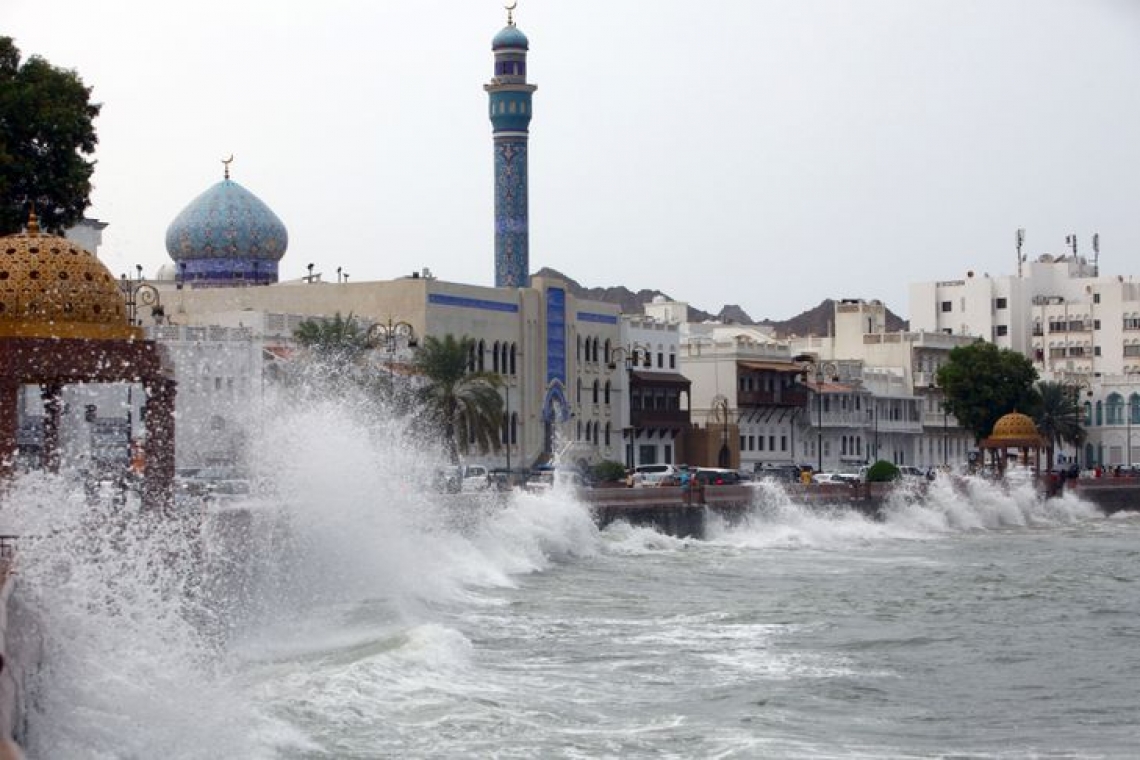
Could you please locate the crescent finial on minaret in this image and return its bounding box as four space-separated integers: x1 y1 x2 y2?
222 154 234 180
505 1 517 26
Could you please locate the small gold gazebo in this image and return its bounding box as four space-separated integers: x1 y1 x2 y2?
978 411 1044 474
0 212 177 507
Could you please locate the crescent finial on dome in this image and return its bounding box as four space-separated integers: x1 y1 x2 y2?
26 207 39 236
222 154 234 180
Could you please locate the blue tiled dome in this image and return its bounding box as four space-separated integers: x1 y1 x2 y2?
492 24 529 50
165 179 288 263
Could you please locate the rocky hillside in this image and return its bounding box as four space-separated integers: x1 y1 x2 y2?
531 267 907 337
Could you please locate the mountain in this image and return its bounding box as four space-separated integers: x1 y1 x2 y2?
531 267 907 336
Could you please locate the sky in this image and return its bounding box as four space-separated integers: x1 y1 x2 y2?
4 0 1139 321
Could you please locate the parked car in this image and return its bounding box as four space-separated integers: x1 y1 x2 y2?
754 465 805 483
525 467 585 493
693 467 742 486
632 464 680 487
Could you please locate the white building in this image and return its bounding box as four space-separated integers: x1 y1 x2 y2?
911 249 1140 467
792 299 976 469
618 304 690 468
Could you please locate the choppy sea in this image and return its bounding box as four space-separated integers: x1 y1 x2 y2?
4 401 1138 759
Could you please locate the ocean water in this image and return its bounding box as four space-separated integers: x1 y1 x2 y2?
4 400 1139 759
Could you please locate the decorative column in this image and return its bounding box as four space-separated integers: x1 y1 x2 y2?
141 378 177 510
0 382 19 479
485 9 537 288
40 382 63 473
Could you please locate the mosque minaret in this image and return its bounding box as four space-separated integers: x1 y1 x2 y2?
485 3 536 288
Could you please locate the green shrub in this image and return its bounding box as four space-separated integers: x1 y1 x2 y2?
592 460 627 483
866 460 900 483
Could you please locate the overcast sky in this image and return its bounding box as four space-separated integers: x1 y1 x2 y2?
4 0 1139 321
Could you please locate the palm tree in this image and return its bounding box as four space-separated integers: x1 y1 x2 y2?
293 312 370 362
413 335 504 463
1034 380 1084 468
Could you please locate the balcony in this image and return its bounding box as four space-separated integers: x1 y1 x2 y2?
738 389 807 407
630 408 690 429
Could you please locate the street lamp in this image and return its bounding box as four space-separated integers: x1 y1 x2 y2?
119 267 165 326
927 382 948 467
366 318 418 395
608 346 633 467
794 354 839 474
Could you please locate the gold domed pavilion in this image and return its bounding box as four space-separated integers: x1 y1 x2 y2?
979 411 1044 473
0 212 177 507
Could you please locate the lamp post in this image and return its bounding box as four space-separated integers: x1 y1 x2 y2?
119 267 164 326
608 346 633 467
366 318 418 396
794 354 839 474
927 382 948 467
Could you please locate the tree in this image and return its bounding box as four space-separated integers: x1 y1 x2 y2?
413 335 503 463
0 37 101 234
866 460 900 483
1034 380 1085 467
936 341 1040 442
293 312 370 363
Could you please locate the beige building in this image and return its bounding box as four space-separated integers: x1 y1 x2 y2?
143 272 623 473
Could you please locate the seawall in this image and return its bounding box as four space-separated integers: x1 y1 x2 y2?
582 483 890 538
0 540 36 759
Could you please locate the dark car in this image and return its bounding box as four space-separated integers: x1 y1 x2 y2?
693 468 742 486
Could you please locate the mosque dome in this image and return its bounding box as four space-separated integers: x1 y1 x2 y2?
164 170 287 287
990 411 1041 442
492 24 529 50
0 213 139 340
165 178 287 263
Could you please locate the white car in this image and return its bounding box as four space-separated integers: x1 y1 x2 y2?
632 464 679 487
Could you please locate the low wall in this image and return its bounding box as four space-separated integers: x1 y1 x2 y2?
0 557 33 759
1071 480 1140 514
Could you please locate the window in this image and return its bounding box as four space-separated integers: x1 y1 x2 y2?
657 351 664 368
941 301 952 313
1124 345 1140 358
995 325 1008 337
669 352 676 369
758 436 765 451
995 297 1008 309
769 435 776 451
781 436 787 451
1125 317 1140 331
1094 293 1101 304
604 381 611 405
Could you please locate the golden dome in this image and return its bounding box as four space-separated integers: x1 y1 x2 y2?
990 411 1040 441
0 215 141 340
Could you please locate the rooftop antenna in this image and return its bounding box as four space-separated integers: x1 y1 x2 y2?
1065 233 1078 258
1092 232 1100 277
1016 228 1025 277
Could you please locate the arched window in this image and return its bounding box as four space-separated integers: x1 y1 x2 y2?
576 420 582 440
1084 401 1093 426
510 412 518 444
592 379 600 404
492 341 501 374
477 339 486 372
1131 393 1140 424
594 422 600 444
1095 400 1103 426
577 377 582 403
604 339 612 365
509 343 517 375
584 421 592 442
604 422 611 447
1106 393 1124 425
604 380 611 405
576 334 582 362
467 343 476 372
592 337 600 363
501 412 509 444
